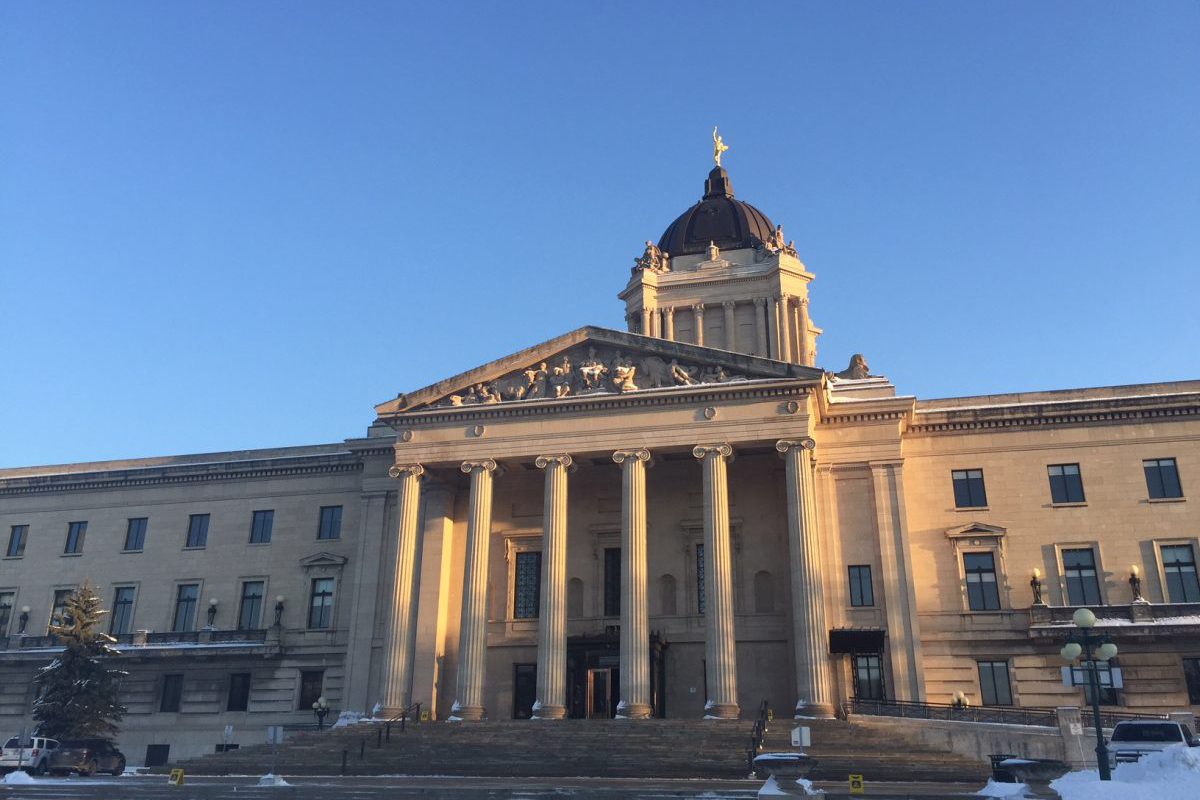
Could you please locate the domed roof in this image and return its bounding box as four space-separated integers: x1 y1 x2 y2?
657 166 775 257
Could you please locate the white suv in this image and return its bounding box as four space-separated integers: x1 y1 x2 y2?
1109 720 1200 764
0 736 60 774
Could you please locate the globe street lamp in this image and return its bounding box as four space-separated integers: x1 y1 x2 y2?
1060 607 1118 780
312 696 331 730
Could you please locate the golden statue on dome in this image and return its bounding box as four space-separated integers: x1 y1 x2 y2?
712 126 729 167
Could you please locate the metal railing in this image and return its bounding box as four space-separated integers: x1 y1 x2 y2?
384 702 422 742
1082 708 1169 731
846 697 1060 727
746 699 770 775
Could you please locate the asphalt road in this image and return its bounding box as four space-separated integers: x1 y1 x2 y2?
0 774 992 799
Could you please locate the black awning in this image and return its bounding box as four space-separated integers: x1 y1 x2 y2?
828 628 886 654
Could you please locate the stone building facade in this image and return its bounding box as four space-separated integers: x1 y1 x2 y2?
2 159 1198 764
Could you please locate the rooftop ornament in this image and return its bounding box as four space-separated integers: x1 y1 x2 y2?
712 126 729 167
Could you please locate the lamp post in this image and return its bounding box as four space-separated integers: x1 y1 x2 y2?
273 596 285 627
1060 607 1119 781
312 696 331 729
17 606 30 635
206 598 219 628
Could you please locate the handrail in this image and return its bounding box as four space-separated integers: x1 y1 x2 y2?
384 702 422 742
844 697 1167 729
746 698 770 775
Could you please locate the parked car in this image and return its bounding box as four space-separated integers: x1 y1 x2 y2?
0 736 60 775
1109 720 1200 764
48 738 126 776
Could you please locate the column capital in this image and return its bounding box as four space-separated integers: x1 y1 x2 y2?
692 443 733 460
664 306 675 318
722 300 736 309
388 463 425 479
535 454 574 469
612 448 651 465
692 303 705 316
775 438 816 454
460 459 498 474
754 297 767 308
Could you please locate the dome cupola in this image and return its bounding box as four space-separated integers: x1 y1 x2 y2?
656 165 776 257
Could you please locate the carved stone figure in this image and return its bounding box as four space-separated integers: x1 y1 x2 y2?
549 356 573 398
771 224 786 251
833 354 873 380
707 241 720 261
634 240 668 273
578 347 608 391
712 126 729 167
671 359 699 385
524 362 549 399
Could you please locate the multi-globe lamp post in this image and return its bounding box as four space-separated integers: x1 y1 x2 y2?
312 696 331 729
1059 607 1119 780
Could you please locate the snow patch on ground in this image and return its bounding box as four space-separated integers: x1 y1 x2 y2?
757 775 823 797
257 773 292 787
974 779 1032 797
3 772 36 785
1052 744 1200 800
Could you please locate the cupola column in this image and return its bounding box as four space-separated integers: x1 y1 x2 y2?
776 295 793 362
381 463 424 714
664 307 676 341
452 459 498 721
754 298 768 358
693 444 739 719
798 298 813 367
693 304 705 347
776 439 835 718
613 448 653 719
533 455 572 719
722 302 737 351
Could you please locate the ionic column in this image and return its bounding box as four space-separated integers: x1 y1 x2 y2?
693 443 739 719
693 304 705 347
641 308 652 336
664 307 676 341
722 301 737 351
766 297 779 359
533 454 572 719
380 464 423 713
776 295 793 362
754 298 768 357
775 440 834 718
613 448 653 719
452 459 497 721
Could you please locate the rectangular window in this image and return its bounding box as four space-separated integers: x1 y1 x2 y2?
848 565 874 607
1162 544 1200 603
317 506 342 540
978 660 1013 706
172 584 199 632
124 518 148 551
1048 464 1086 504
853 654 885 700
308 578 334 629
160 674 184 712
6 525 27 558
1081 660 1120 706
64 521 87 554
1144 458 1183 499
227 673 251 712
1062 548 1102 606
1184 658 1200 705
0 592 13 634
249 510 273 544
50 588 74 631
964 552 1002 611
185 514 209 548
513 551 542 619
952 469 988 508
696 543 706 615
238 581 265 630
603 547 621 617
297 670 324 710
110 587 136 635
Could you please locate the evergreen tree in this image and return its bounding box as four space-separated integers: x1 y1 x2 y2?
31 581 126 740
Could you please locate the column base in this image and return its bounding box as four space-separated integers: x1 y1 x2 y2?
531 703 566 719
703 703 740 720
793 700 836 719
448 703 485 721
615 702 652 719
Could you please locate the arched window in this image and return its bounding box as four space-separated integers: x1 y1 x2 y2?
754 570 774 614
567 578 584 619
659 574 677 616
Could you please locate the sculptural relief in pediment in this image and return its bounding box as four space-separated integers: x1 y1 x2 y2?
434 344 749 408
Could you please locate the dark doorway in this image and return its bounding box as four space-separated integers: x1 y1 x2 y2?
513 663 537 719
145 744 170 767
565 631 668 718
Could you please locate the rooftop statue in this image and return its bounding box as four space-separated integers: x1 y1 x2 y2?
712 126 729 167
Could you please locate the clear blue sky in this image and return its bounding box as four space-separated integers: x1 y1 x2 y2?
2 2 1197 467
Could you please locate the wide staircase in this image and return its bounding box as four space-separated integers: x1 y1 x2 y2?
171 715 991 782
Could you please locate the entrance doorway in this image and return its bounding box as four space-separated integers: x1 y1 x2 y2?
586 667 617 718
513 663 537 719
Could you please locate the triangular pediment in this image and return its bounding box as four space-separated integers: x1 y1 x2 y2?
299 552 349 569
945 522 1007 540
376 326 821 414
